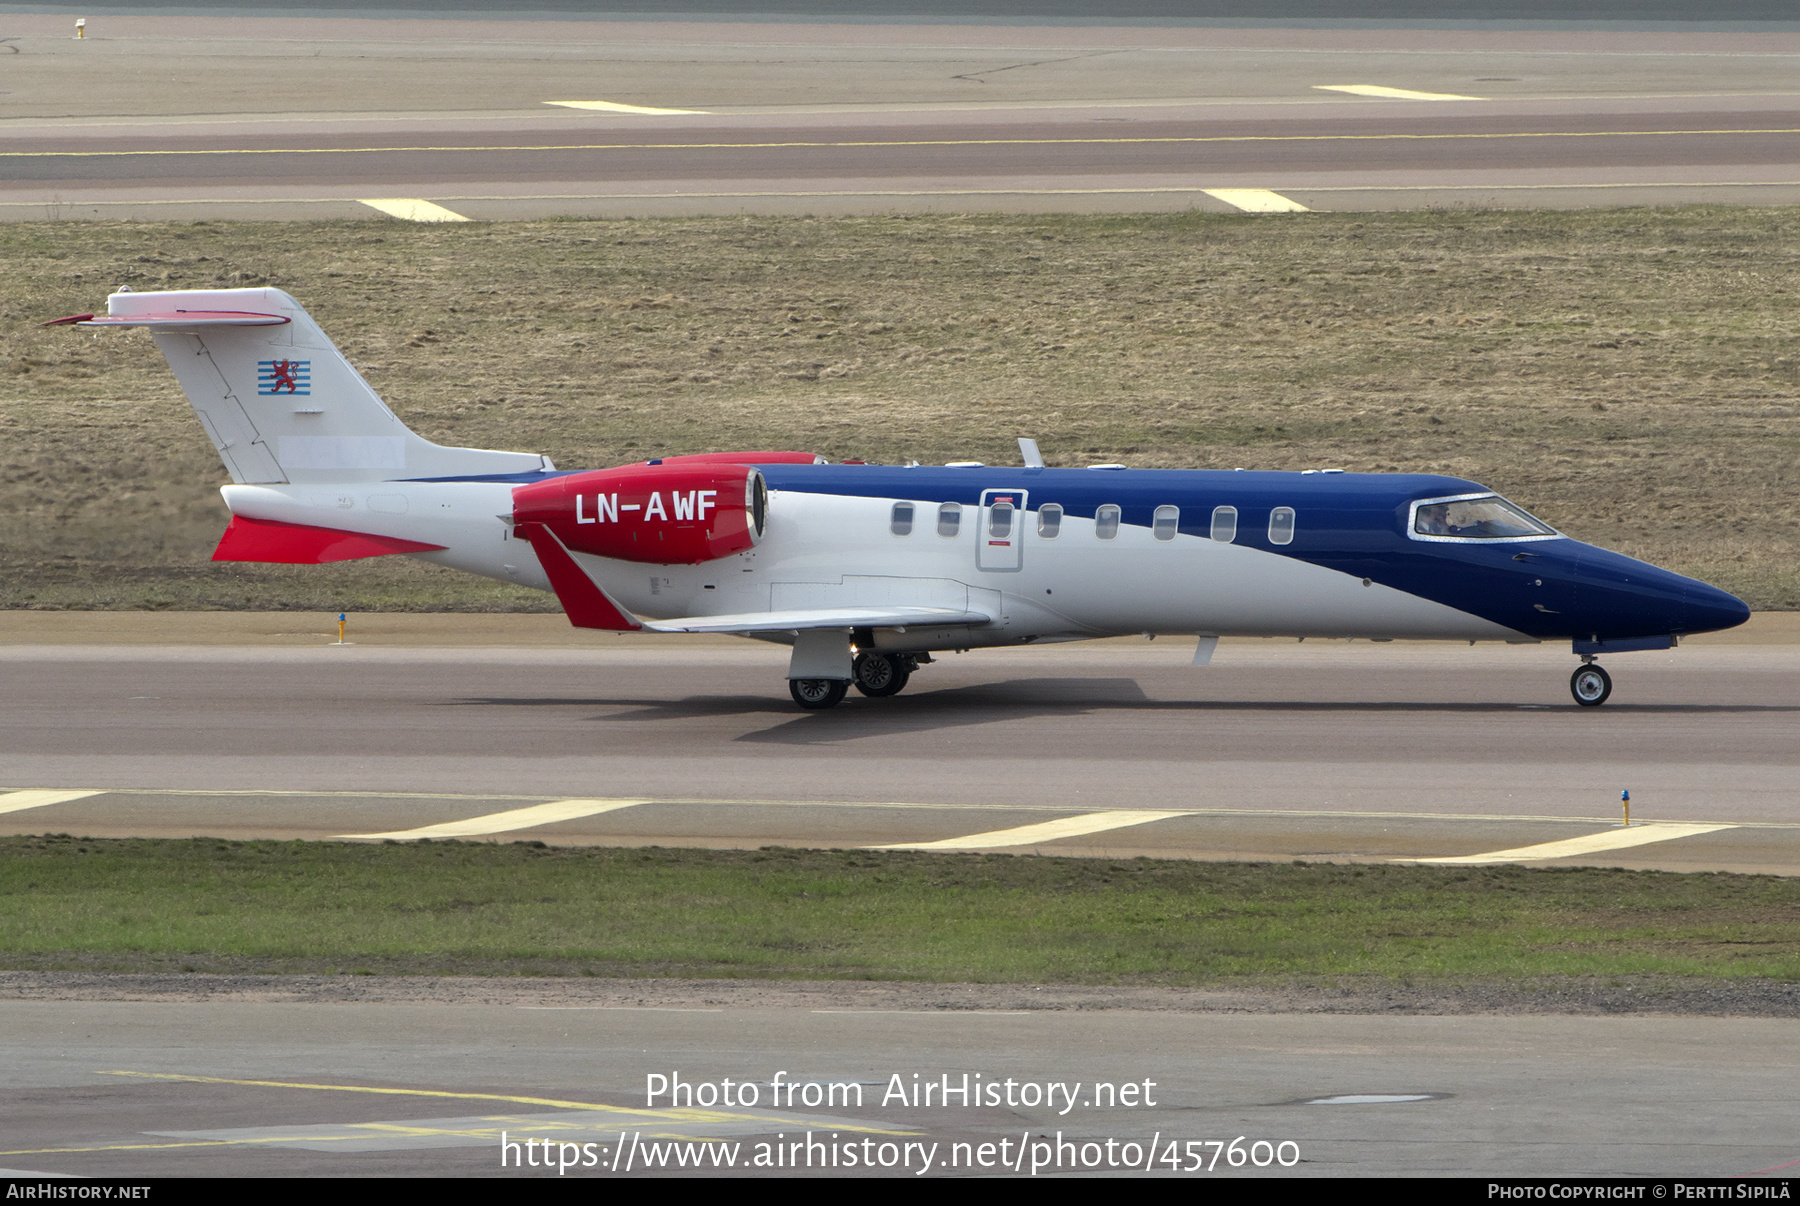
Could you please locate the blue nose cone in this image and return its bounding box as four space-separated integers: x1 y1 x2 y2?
1680 579 1752 636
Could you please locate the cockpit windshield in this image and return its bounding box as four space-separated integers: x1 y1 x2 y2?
1412 495 1556 540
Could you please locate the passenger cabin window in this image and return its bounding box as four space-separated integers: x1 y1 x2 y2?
937 502 962 537
1095 504 1121 540
1038 504 1063 538
1268 507 1296 545
890 502 914 536
1412 495 1555 540
989 501 1014 539
1210 506 1238 543
1153 505 1180 541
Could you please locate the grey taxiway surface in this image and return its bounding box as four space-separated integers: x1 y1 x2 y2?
3 621 1798 1178
8 12 1800 218
4 998 1800 1178
2 622 1797 872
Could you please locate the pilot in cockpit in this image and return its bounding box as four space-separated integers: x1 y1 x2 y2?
1414 504 1452 536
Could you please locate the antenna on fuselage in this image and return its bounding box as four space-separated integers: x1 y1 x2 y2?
1018 437 1044 469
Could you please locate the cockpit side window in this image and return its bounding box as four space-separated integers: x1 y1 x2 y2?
1410 494 1556 541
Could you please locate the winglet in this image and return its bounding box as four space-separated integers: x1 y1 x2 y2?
1018 437 1044 469
516 522 643 631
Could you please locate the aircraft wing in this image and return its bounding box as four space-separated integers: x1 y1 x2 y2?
642 606 993 634
517 521 992 633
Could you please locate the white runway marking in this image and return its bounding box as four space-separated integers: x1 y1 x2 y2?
0 789 103 815
1314 84 1486 101
516 1006 723 1012
335 798 650 840
10 786 1788 827
1403 822 1738 865
545 100 709 115
357 198 470 222
12 180 1800 222
813 1009 1032 1015
871 809 1194 851
1202 188 1310 212
1307 1094 1435 1105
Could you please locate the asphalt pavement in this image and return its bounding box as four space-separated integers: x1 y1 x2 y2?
3 630 1795 873
8 13 1800 217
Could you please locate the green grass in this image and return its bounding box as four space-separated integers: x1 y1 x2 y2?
4 208 1799 611
5 836 1799 983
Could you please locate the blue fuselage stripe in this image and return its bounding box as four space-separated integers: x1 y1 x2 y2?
750 465 1748 643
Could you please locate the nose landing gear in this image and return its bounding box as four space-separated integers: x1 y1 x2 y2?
1570 659 1612 707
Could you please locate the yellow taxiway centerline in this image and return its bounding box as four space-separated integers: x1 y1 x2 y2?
1401 822 1738 865
4 128 1798 158
92 1071 912 1134
335 798 650 840
10 181 1800 213
8 784 1788 828
873 809 1195 851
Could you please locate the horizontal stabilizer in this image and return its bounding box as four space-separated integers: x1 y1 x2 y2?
44 310 290 329
211 515 445 564
643 606 992 634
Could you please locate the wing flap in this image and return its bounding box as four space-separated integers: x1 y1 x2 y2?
517 520 992 635
642 606 992 634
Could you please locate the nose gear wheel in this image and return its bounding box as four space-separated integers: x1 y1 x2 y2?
1570 663 1612 707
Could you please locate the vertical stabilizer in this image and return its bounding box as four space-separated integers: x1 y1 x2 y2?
95 288 552 485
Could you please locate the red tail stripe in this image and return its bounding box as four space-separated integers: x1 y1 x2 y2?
210 515 444 564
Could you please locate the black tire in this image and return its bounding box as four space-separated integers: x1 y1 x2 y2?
1570 664 1612 707
789 678 849 710
852 652 911 698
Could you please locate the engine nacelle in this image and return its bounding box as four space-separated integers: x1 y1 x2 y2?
512 464 767 565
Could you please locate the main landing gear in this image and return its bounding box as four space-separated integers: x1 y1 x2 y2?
789 653 921 710
853 651 912 697
1570 659 1613 707
789 678 849 710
